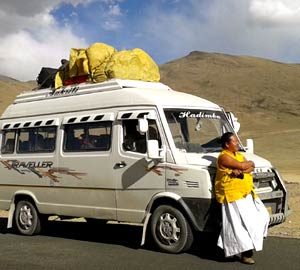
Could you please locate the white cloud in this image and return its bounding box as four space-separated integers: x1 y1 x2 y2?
108 4 122 16
0 0 90 17
249 0 300 26
0 0 126 81
0 0 90 81
0 28 87 82
103 2 123 31
102 20 122 31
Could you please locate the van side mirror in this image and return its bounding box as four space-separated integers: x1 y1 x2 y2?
245 138 254 154
138 118 148 133
147 140 165 160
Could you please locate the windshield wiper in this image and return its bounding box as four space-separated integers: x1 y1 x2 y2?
203 147 221 153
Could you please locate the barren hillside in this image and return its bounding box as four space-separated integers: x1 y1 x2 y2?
0 76 35 113
160 52 300 177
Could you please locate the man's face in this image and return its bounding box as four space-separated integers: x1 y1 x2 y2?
226 135 240 152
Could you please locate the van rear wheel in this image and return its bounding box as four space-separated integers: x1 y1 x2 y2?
14 200 41 235
150 205 194 253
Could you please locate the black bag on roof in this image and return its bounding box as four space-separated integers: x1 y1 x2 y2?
36 67 58 89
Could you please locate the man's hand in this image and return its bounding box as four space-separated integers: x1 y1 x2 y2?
230 169 244 179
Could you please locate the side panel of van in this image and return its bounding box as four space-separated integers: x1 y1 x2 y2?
0 117 57 211
0 110 118 220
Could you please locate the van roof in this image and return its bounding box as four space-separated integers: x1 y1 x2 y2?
1 79 220 119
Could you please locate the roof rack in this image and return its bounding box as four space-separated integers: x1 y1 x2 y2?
14 79 170 104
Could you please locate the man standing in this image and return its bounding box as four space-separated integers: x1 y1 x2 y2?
215 132 269 264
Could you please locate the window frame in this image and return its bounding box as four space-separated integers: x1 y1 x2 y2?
121 119 162 155
1 130 17 154
16 126 57 154
63 121 113 153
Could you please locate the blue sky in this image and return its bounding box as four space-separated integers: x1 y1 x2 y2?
1 0 300 81
49 0 200 64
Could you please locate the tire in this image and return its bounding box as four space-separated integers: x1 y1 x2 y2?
14 200 41 236
150 205 194 253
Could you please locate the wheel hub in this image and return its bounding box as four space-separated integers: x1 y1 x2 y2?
159 213 181 244
19 205 33 229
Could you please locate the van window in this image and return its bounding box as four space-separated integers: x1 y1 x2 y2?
1 130 16 154
122 120 146 153
64 122 112 152
164 109 233 153
17 126 57 153
122 119 161 154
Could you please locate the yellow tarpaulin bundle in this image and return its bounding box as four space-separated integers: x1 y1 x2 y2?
69 48 89 77
55 71 64 89
55 60 70 89
54 42 160 88
86 43 116 83
55 48 90 89
105 48 160 82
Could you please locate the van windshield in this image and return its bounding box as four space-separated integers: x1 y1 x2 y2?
164 109 235 153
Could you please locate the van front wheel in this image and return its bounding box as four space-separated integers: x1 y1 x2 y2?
150 205 193 253
14 200 41 236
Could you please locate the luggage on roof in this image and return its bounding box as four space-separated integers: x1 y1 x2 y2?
42 42 160 89
69 48 89 78
105 48 160 82
37 67 57 89
87 43 116 83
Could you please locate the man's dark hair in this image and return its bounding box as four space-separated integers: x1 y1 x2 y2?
220 132 235 149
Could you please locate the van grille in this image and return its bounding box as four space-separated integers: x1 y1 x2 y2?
253 171 276 190
253 169 287 223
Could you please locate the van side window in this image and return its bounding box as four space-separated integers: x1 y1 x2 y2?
122 120 146 153
1 130 16 154
148 119 162 148
17 127 57 153
64 121 112 152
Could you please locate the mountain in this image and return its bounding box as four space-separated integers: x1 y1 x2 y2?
160 51 300 117
0 75 36 113
0 75 19 82
159 52 300 174
0 52 299 174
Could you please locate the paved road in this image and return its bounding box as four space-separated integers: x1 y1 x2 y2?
0 218 299 270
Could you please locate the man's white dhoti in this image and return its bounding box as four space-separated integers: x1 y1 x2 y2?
217 194 269 257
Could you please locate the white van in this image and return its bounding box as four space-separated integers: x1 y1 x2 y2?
0 79 288 253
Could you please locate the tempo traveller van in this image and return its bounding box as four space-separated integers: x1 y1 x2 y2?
0 79 288 253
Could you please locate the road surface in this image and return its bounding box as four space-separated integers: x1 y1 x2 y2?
0 218 299 270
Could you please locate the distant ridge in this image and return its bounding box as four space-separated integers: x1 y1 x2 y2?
0 74 19 82
159 51 300 117
0 74 36 113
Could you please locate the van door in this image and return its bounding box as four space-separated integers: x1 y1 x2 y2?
113 110 166 223
56 112 116 220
